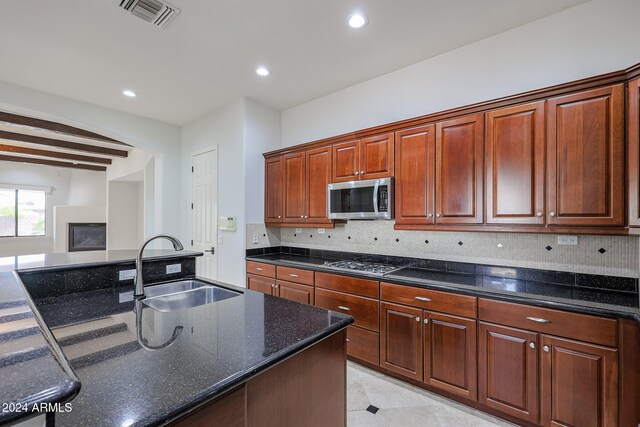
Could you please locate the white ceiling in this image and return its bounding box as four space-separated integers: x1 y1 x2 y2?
0 0 589 125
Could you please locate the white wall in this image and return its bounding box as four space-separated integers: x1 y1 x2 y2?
53 205 107 253
0 162 71 256
67 170 106 206
281 0 640 146
0 81 182 238
107 181 142 250
244 98 282 223
181 98 245 284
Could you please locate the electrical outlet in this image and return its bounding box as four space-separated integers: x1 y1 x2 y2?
558 235 578 245
119 291 134 303
118 269 136 281
166 264 182 274
295 228 302 233
318 228 325 234
252 234 259 244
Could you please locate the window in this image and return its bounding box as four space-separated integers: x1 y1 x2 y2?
0 189 46 237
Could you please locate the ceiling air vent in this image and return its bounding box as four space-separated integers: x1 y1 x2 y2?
115 0 181 29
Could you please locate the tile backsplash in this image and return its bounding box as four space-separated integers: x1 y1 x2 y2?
257 221 640 278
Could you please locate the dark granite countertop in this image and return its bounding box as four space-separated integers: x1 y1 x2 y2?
0 250 199 425
32 279 351 426
247 251 640 322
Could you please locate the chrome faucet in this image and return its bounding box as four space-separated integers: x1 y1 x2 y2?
134 234 184 298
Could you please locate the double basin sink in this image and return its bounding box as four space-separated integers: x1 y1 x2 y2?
142 280 241 312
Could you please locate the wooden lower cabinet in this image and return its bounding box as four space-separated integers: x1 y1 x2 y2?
380 302 423 381
478 322 539 424
347 326 379 365
247 273 275 295
276 280 314 305
424 312 477 401
171 386 246 427
315 288 379 332
541 335 618 427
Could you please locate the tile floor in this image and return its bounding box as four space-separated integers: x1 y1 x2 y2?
347 361 516 427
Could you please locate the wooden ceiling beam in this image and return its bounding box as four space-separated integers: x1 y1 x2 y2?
0 144 112 165
0 154 107 171
0 111 131 146
0 130 128 158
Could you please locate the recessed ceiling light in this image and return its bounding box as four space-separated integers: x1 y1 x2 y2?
122 90 137 97
347 13 368 29
256 67 270 77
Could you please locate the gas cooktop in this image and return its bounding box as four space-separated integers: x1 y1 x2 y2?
322 260 402 276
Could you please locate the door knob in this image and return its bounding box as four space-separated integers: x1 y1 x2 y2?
204 247 215 254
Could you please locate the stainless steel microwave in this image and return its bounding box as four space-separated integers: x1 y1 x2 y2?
327 178 394 220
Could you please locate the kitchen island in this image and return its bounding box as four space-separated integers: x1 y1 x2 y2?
0 250 352 426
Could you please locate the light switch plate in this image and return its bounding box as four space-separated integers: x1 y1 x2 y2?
119 269 136 281
119 290 133 303
252 234 259 244
295 228 302 233
558 235 578 245
166 264 182 274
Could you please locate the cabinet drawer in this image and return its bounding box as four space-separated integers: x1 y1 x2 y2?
315 272 379 298
276 266 314 285
247 274 275 295
347 326 379 365
478 299 617 347
315 288 379 332
380 282 477 318
276 280 314 305
246 261 276 278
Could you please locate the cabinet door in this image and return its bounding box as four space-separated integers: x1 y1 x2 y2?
478 322 539 424
332 140 360 182
282 152 306 222
247 274 275 295
629 79 640 227
305 146 332 224
360 133 394 179
486 102 545 225
435 113 484 224
264 157 283 223
547 85 624 226
395 125 436 225
276 280 314 305
380 302 423 381
541 335 618 427
424 312 477 401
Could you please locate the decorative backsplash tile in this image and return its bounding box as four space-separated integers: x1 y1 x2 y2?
268 221 639 278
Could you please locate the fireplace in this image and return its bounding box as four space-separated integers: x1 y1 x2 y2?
68 223 107 252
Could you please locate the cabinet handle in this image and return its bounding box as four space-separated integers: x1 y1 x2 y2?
338 306 350 311
427 213 433 218
346 338 350 342
415 296 431 302
304 215 308 218
271 284 275 288
529 342 536 349
256 267 264 271
536 212 543 217
354 171 360 175
543 345 550 352
289 274 299 277
274 284 279 289
423 318 429 324
436 213 441 218
278 215 281 219
415 316 421 322
549 212 556 217
526 317 551 324
300 215 304 218
360 170 364 175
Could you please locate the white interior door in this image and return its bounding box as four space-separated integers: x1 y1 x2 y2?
192 149 217 279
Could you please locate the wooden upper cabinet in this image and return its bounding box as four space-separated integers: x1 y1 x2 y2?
360 133 394 180
380 302 423 381
282 152 306 222
478 322 539 424
541 335 618 427
628 78 640 227
332 140 359 182
305 146 332 224
264 157 283 223
486 101 545 225
332 134 394 182
435 113 484 224
395 125 436 225
424 312 477 401
547 85 624 226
